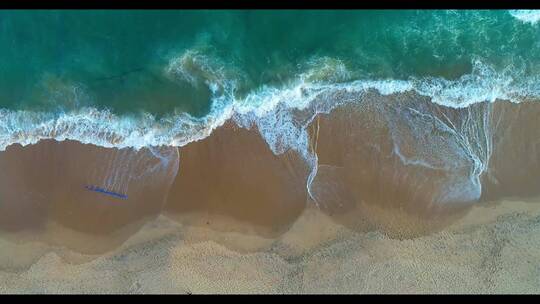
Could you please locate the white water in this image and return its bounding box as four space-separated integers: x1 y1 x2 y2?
509 10 540 25
0 53 537 205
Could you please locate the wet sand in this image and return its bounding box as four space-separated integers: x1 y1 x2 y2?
307 99 474 238
165 121 310 239
0 140 179 254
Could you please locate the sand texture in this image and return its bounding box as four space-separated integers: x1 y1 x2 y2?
0 199 539 294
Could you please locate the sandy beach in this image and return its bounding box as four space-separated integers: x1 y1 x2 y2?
1 104 539 293
0 197 539 294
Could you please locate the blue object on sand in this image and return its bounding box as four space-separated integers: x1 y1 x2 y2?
84 185 128 199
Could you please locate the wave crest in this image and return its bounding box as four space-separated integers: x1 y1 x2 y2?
509 10 540 25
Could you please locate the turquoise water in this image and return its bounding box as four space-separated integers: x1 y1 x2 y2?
0 10 539 150
1 10 538 113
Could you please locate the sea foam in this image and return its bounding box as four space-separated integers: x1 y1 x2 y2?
0 56 537 154
509 10 540 25
0 53 538 206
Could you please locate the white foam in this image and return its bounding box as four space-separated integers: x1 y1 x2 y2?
509 10 540 25
0 58 538 153
165 49 235 91
2 55 538 205
414 60 540 107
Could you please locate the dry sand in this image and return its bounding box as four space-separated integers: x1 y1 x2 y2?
1 198 539 294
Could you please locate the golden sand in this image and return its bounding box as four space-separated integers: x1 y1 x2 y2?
0 198 539 294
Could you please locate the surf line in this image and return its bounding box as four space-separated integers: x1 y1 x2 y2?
84 185 128 200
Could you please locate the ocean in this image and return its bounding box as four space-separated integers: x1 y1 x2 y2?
1 10 540 147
